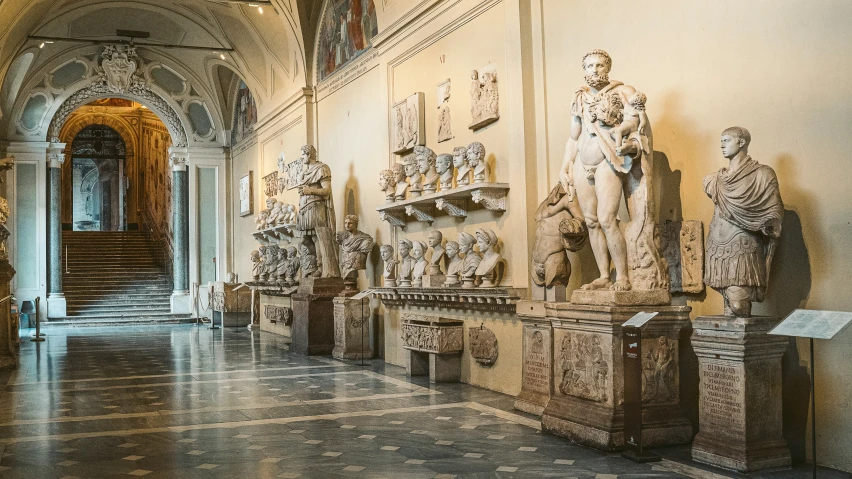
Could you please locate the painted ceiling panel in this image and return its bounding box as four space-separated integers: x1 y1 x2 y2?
68 8 187 45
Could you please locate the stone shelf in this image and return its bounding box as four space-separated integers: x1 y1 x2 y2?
372 286 524 313
246 281 299 297
376 182 509 227
251 224 298 245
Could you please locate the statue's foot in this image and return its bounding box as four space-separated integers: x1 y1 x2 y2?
611 279 632 292
581 278 612 290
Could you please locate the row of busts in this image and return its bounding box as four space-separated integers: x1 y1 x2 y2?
255 198 298 230
250 243 318 284
379 142 491 202
381 229 502 289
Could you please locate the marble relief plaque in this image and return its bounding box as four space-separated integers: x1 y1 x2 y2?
554 330 611 404
661 220 704 293
522 326 551 397
469 326 498 365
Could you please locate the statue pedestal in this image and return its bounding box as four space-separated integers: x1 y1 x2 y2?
691 315 791 473
0 261 17 370
541 303 692 451
332 296 372 360
291 277 344 355
514 300 552 416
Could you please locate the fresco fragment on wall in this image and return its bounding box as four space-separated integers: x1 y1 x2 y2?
231 80 257 146
317 0 379 81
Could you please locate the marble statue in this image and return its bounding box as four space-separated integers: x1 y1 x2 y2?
276 247 289 281
453 147 470 187
443 241 462 287
704 127 783 317
251 249 262 280
437 80 453 143
265 200 285 227
427 230 445 275
467 142 489 183
336 215 375 292
380 245 399 288
392 163 408 201
458 232 481 289
277 152 287 193
558 49 668 294
397 238 415 287
469 68 500 130
436 154 454 190
531 184 588 299
475 228 502 288
294 145 340 278
411 240 429 288
255 210 269 230
379 169 397 203
264 245 280 282
403 153 422 197
415 146 439 194
283 204 297 224
299 239 321 278
285 246 300 284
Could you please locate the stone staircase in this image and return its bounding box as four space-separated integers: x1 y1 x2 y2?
55 231 192 325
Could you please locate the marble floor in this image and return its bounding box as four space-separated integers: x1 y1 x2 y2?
0 325 843 479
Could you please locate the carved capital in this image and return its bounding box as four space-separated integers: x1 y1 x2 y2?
435 198 467 218
379 211 405 228
471 189 506 211
169 147 189 171
46 143 66 168
405 204 434 223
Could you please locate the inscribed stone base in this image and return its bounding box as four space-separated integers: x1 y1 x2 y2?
541 303 693 451
291 279 343 355
47 294 67 318
333 296 373 360
514 300 552 416
691 315 791 473
570 289 671 306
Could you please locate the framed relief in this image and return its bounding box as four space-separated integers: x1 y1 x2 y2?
391 92 425 155
239 171 253 217
437 79 453 143
469 63 500 130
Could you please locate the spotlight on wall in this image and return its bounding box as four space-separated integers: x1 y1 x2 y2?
258 6 264 13
39 43 45 49
220 53 226 60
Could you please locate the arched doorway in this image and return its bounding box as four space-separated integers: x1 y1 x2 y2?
69 124 126 231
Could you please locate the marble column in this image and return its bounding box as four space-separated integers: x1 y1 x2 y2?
46 143 66 318
169 147 191 314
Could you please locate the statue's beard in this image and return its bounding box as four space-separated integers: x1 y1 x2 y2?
585 72 609 90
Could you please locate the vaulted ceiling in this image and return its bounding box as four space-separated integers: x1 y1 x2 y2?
0 0 323 142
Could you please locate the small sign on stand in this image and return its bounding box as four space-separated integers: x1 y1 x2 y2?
621 311 660 463
769 309 852 479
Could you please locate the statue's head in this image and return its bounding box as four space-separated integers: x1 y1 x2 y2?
427 230 443 247
436 154 452 175
475 228 497 252
721 126 751 159
411 240 426 260
582 49 612 90
391 163 406 183
471 70 479 80
380 244 394 261
299 145 317 164
445 241 459 258
589 93 624 127
265 197 276 210
402 154 418 177
277 248 288 260
398 238 412 257
287 246 298 257
415 146 436 174
466 142 485 165
344 214 359 232
452 147 468 168
379 169 395 190
458 232 476 253
250 250 260 261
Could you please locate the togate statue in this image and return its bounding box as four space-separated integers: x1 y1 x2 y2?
291 145 340 278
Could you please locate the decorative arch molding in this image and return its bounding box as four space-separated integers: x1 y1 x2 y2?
59 111 139 159
48 82 188 147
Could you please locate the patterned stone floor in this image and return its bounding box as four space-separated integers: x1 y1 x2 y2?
0 325 844 479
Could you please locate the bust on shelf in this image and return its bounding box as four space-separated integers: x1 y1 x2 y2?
392 163 408 201
453 146 471 187
474 228 502 287
380 245 399 287
397 238 415 287
467 142 489 184
379 169 397 203
427 230 445 275
404 153 422 197
458 232 481 288
436 153 454 191
411 240 429 287
443 241 462 287
336 215 375 293
415 146 439 194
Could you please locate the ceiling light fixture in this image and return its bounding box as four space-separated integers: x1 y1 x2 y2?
39 43 45 49
220 53 226 60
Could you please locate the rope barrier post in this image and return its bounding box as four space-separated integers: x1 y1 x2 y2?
31 297 45 342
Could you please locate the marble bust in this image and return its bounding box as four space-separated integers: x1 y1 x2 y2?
415 145 439 194
436 154 454 190
458 232 481 288
467 142 489 184
284 246 300 284
704 127 783 317
251 249 262 280
380 245 399 287
397 238 415 287
379 169 396 203
403 153 422 197
336 215 375 292
453 147 471 187
443 241 462 287
276 247 289 282
474 228 502 288
392 163 408 201
411 240 429 287
427 230 445 275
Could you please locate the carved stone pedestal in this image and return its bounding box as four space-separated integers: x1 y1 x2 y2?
0 260 17 370
291 277 344 355
691 315 791 473
401 314 463 383
541 303 692 451
514 300 552 416
333 296 372 360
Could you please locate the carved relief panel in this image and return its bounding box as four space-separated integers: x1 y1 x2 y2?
400 314 463 354
554 331 611 404
661 220 705 294
469 325 498 365
392 93 425 155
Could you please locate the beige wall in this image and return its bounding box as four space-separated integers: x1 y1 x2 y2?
539 0 852 471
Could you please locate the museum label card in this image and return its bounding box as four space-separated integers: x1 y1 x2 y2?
769 309 852 340
350 289 375 301
622 312 659 329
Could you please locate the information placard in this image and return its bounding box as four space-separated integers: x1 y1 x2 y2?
350 289 375 301
622 311 659 329
768 309 852 340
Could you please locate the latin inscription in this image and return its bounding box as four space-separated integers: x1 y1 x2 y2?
701 363 744 438
523 329 550 394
